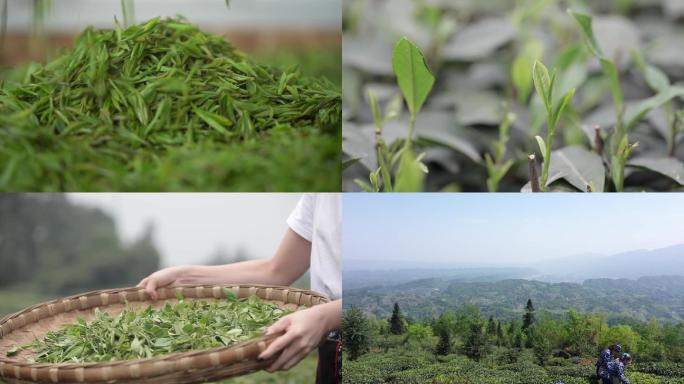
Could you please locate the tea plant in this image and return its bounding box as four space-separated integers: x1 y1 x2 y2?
531 60 575 191
343 1 684 192
25 291 289 363
354 37 433 192
484 105 515 192
0 18 341 191
569 10 684 192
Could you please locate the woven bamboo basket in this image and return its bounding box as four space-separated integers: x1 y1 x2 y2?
0 284 328 384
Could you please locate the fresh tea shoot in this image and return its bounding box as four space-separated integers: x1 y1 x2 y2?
29 292 290 363
0 17 341 191
354 37 432 192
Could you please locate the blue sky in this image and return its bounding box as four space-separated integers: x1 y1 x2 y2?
343 194 684 267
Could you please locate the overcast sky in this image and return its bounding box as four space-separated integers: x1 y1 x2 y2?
343 194 684 267
7 0 341 31
69 193 301 267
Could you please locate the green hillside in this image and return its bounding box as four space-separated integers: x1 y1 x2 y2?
345 276 684 323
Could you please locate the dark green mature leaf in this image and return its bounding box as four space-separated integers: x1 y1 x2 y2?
31 294 290 363
392 37 435 116
442 18 516 62
522 146 605 192
628 156 684 186
548 146 605 192
625 86 684 131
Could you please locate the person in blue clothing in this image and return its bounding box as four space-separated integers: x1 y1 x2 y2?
596 344 621 383
607 353 632 384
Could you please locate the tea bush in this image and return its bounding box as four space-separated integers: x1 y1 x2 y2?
343 0 684 192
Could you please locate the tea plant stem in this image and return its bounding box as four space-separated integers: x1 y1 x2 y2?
540 112 555 190
594 125 604 154
528 154 541 192
485 109 515 192
406 114 417 150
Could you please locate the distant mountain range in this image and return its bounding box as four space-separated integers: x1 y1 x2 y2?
530 244 684 282
343 267 536 290
344 244 684 287
344 244 684 324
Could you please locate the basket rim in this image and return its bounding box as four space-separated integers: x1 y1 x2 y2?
0 284 328 381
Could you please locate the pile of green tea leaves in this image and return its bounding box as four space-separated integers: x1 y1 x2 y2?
28 291 290 363
0 17 341 191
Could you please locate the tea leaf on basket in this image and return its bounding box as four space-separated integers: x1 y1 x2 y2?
30 294 290 363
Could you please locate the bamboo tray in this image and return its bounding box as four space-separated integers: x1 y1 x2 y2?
0 285 328 384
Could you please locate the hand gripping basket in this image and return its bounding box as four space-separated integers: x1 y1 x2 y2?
0 285 328 384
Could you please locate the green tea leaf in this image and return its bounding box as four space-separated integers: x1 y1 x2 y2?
0 17 341 192
30 294 290 363
392 37 435 117
193 107 231 136
568 10 604 58
532 60 552 111
534 136 547 160
600 59 624 116
367 89 382 129
512 54 533 103
6 345 20 357
625 86 684 131
552 88 575 127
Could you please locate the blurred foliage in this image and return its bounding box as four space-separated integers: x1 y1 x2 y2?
0 194 160 300
220 352 317 384
255 46 342 88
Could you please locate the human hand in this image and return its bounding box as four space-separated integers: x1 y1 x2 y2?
257 304 333 372
136 266 190 300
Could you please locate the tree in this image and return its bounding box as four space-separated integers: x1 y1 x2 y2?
565 310 603 356
513 332 523 349
463 320 488 361
530 326 551 365
487 316 497 336
522 299 536 330
496 321 505 346
406 323 433 341
342 306 371 361
390 302 406 335
436 327 452 355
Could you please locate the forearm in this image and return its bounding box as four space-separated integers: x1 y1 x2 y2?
174 259 285 286
310 299 342 334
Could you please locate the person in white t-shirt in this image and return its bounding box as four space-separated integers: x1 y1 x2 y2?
137 194 342 383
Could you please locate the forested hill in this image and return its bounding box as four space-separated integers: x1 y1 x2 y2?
344 275 684 323
0 194 160 296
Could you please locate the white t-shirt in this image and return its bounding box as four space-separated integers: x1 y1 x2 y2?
286 193 341 300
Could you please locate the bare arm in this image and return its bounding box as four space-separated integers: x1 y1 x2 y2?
138 228 311 299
